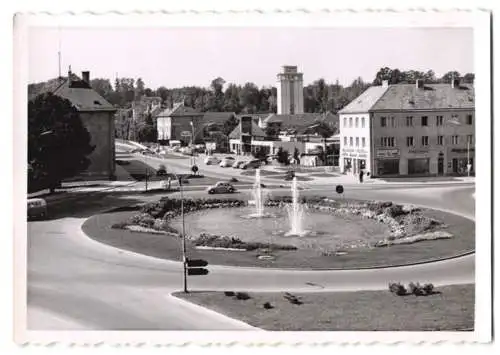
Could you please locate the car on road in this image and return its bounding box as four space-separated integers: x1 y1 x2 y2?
27 198 48 220
207 182 236 194
219 156 236 167
232 160 246 168
241 159 262 170
204 156 221 165
156 164 167 176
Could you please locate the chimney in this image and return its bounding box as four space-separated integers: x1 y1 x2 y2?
416 79 424 89
382 80 389 87
82 71 90 84
451 78 460 88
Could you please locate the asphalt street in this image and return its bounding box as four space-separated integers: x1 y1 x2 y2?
25 181 475 331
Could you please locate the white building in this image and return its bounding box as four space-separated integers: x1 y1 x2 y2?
277 65 304 115
339 79 475 177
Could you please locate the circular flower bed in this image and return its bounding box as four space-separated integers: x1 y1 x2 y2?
112 196 450 252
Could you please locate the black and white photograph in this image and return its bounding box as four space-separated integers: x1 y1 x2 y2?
12 8 492 345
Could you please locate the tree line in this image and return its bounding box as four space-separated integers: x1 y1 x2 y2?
28 68 474 116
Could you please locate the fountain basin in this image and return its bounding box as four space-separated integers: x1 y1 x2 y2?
170 207 390 251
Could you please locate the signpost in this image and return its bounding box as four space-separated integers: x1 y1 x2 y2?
186 258 209 276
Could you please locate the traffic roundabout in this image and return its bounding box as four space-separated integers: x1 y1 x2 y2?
81 190 475 270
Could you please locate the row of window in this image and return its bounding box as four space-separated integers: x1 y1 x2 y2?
343 136 367 148
343 116 366 129
380 135 474 147
380 114 473 128
343 114 474 128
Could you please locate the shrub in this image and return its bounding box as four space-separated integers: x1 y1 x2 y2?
235 292 251 300
283 292 303 305
224 291 235 297
385 204 406 218
263 302 274 309
111 221 129 229
423 283 435 295
389 282 407 296
129 213 155 228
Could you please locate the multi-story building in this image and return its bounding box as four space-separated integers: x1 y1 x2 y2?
339 79 475 177
277 65 304 115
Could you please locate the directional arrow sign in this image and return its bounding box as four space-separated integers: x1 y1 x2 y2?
186 259 208 268
187 268 209 276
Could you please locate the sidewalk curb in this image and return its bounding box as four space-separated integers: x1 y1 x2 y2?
166 293 262 331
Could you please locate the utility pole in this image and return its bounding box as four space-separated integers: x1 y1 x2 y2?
467 140 471 177
180 177 188 293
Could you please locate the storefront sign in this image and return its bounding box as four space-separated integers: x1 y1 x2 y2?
408 148 429 154
342 148 368 158
376 149 399 159
450 148 475 154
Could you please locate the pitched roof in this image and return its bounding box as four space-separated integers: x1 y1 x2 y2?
338 85 389 114
228 121 266 139
370 83 475 111
156 102 203 117
203 112 236 125
52 76 115 112
264 112 338 130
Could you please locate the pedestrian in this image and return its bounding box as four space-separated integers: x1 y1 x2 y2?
359 169 364 183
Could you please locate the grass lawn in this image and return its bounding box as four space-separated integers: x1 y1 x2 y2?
174 284 474 331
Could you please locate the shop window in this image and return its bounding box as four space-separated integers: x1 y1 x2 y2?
436 116 443 126
377 159 399 176
437 135 444 145
406 136 414 147
421 116 428 126
406 116 413 127
380 117 387 127
408 158 430 175
421 136 429 146
362 137 366 147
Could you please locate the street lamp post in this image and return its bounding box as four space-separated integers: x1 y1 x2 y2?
179 177 188 293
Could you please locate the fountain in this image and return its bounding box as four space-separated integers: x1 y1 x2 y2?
285 177 308 236
252 169 265 217
244 169 273 219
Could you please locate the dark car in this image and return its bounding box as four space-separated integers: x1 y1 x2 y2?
207 182 236 194
27 198 48 220
241 159 262 170
156 164 167 176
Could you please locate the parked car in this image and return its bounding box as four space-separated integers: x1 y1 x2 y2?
241 159 262 170
232 160 246 168
204 156 221 165
27 198 48 219
207 182 236 194
219 156 236 167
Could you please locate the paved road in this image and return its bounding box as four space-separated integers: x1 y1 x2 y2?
26 184 475 331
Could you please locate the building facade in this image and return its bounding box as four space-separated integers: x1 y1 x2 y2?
277 65 304 115
52 70 117 180
339 80 475 177
156 102 204 145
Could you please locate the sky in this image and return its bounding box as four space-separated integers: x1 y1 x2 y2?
28 27 474 89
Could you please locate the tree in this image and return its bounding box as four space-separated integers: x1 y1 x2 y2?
293 147 301 165
276 147 289 165
463 73 475 83
137 125 157 143
28 93 95 193
135 78 145 100
441 71 461 83
222 115 239 136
